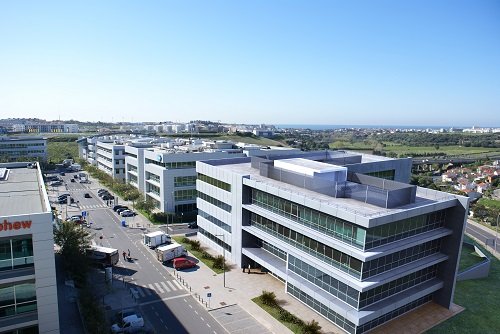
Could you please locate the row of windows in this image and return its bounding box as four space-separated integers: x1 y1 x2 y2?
175 203 197 214
252 189 446 251
174 189 197 201
2 325 39 334
287 283 356 334
362 239 441 279
198 191 232 212
0 281 37 319
128 174 138 185
127 164 138 173
364 169 395 180
197 173 231 191
97 153 112 163
261 240 287 261
145 159 196 169
97 146 112 154
359 264 438 308
0 237 34 272
251 189 366 249
365 210 446 249
146 183 160 196
0 143 45 148
146 171 160 183
174 176 197 187
198 210 231 232
146 195 161 209
357 294 433 333
198 227 231 252
0 150 45 155
288 255 359 308
251 213 363 278
125 152 138 159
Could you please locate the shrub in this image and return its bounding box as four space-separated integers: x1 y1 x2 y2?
201 251 213 259
301 319 321 334
191 240 201 251
212 255 226 269
260 290 278 308
181 237 190 244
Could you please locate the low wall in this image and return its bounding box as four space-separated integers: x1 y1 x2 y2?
457 242 491 281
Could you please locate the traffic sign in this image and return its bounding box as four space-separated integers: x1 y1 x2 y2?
207 292 212 298
82 211 87 217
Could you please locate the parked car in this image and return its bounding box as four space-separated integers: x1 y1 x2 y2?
120 210 136 217
187 221 198 229
113 205 128 212
69 215 83 221
173 257 197 270
111 314 144 333
98 189 109 195
79 179 90 184
50 181 63 186
58 193 70 199
84 193 91 198
102 194 115 201
59 172 65 176
70 178 76 183
98 191 110 197
73 175 79 179
116 207 129 214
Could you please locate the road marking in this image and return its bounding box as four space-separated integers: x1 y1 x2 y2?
160 282 171 292
201 317 204 321
154 283 165 293
189 304 193 308
147 284 156 295
167 281 177 291
173 280 183 290
207 323 211 328
155 311 159 317
139 293 191 307
194 311 198 315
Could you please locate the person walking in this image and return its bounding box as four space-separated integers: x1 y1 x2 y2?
122 251 127 261
128 249 131 258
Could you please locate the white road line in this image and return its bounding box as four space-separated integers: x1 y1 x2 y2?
154 283 165 293
139 293 191 306
173 280 183 290
194 311 198 315
167 281 177 291
154 311 159 317
160 282 171 292
200 317 204 321
189 304 193 309
146 284 155 295
207 324 211 328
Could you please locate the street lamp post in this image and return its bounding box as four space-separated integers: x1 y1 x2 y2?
215 234 226 288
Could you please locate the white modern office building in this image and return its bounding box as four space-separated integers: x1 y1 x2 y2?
78 135 299 215
0 137 47 162
196 151 469 334
0 162 59 334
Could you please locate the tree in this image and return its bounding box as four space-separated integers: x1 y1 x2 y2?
123 188 142 209
302 319 322 334
135 198 156 214
53 221 91 285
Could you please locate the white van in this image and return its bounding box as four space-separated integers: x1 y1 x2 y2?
111 314 144 333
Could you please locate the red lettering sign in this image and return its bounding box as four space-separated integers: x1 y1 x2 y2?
0 220 32 231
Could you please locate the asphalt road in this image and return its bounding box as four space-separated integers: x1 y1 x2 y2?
465 221 499 250
50 171 226 334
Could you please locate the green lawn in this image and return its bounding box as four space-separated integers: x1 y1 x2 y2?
458 248 484 272
172 236 226 274
478 198 500 210
212 135 285 147
252 296 304 334
427 238 500 333
47 141 79 163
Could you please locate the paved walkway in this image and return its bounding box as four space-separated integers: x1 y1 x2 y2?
466 219 500 259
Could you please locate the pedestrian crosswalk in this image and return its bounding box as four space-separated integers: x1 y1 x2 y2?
79 203 108 210
134 280 184 297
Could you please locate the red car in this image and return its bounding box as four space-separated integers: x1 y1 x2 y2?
173 258 196 270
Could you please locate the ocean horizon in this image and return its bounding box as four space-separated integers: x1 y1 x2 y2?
275 124 476 130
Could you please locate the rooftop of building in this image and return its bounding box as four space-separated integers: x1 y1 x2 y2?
0 162 48 216
212 154 457 219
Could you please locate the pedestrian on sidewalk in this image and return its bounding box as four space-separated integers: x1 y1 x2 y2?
128 249 131 257
122 251 126 260
248 263 251 274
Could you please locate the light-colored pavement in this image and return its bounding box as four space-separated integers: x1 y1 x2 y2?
465 219 500 259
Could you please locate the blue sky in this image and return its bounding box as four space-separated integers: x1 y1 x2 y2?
1 1 499 126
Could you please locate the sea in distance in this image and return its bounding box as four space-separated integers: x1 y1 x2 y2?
276 124 464 131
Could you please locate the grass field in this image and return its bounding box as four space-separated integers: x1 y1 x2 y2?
212 135 285 147
478 198 500 210
382 143 500 157
172 236 225 274
47 141 79 163
427 236 500 334
252 296 304 334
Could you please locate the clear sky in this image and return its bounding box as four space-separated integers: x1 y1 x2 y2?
1 1 499 126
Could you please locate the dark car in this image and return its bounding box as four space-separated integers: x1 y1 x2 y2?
102 194 114 201
59 172 65 176
113 205 127 211
84 193 91 198
70 178 76 183
120 210 136 217
116 207 129 214
98 189 109 195
187 221 198 229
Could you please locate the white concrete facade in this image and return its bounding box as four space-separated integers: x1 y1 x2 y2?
0 162 59 333
0 137 47 162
